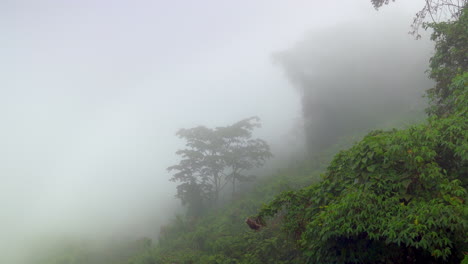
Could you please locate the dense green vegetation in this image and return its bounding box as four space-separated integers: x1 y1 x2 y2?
129 165 322 264
254 8 468 264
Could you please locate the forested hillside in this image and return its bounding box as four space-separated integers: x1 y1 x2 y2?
127 3 467 264
22 1 467 264
254 5 468 263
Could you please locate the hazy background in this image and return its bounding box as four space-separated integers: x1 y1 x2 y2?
1 0 430 262
275 18 433 152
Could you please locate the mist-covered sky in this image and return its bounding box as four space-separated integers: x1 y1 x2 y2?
1 0 429 261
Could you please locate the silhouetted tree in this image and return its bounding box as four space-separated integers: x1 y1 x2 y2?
168 117 272 213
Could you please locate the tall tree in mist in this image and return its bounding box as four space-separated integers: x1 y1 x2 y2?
217 118 273 197
168 117 272 214
426 9 468 115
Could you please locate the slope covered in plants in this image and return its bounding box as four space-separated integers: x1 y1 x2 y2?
132 6 467 264
255 8 468 264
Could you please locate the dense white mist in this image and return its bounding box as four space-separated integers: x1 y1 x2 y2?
1 0 429 262
274 14 434 152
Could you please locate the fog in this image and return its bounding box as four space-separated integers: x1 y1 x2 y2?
275 16 434 152
1 0 430 262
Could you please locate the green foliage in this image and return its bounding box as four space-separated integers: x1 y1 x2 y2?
462 254 468 264
256 72 468 263
254 7 468 263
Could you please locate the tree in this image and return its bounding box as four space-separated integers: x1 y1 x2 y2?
168 125 224 210
426 8 468 116
217 118 273 196
168 117 272 213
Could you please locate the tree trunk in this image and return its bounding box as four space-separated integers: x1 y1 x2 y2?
214 171 219 205
232 177 236 198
